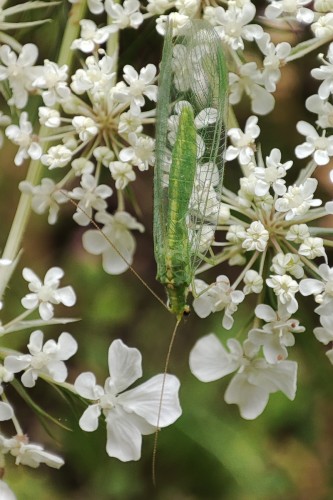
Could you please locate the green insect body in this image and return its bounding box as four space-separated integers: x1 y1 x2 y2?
154 19 228 319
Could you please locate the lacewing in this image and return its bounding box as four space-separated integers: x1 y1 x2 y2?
154 18 228 320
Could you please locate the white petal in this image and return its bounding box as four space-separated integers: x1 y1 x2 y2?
79 404 101 432
74 372 101 399
224 373 269 420
299 278 323 296
255 304 276 322
4 355 31 373
189 334 239 382
56 332 78 360
105 411 142 461
108 339 142 393
56 286 76 306
0 480 16 500
118 374 181 427
0 402 14 421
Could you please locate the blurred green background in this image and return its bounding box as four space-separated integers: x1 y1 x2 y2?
1 1 333 499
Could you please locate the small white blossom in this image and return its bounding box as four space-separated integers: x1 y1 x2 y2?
204 4 263 51
93 146 115 166
226 116 260 165
156 13 189 36
300 264 333 317
299 237 326 259
147 0 173 15
118 110 143 135
243 270 263 294
311 44 333 99
266 274 299 314
21 267 76 321
175 0 200 16
113 64 157 113
119 133 155 171
70 174 113 226
38 107 61 128
229 62 275 115
254 148 292 196
190 334 297 419
295 120 333 165
4 330 77 388
0 43 39 108
311 12 333 38
72 116 99 142
286 224 310 242
41 145 72 169
265 0 314 24
19 179 67 225
257 33 291 92
313 314 333 344
71 158 95 176
0 434 64 469
71 54 115 97
105 0 143 29
305 94 333 129
32 60 70 106
5 112 42 166
110 161 136 189
271 253 304 279
82 211 144 274
75 339 181 461
275 178 321 220
71 19 116 53
242 221 269 252
192 276 245 330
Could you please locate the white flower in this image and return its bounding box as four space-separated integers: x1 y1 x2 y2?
38 107 61 128
295 120 333 165
189 334 297 419
71 19 116 53
147 0 173 15
19 178 67 225
0 364 14 395
249 304 303 363
243 270 263 294
286 223 310 242
254 148 292 196
82 211 144 274
118 110 143 135
75 339 181 461
109 161 136 189
0 43 39 108
311 44 333 99
266 274 299 314
257 33 291 92
21 267 76 320
271 253 304 279
71 158 94 176
305 94 333 129
205 4 263 51
41 145 72 169
229 62 275 115
71 54 115 97
242 221 269 252
32 60 70 106
311 12 333 38
5 112 42 166
275 178 321 220
4 330 77 388
313 314 333 344
156 13 189 36
298 237 326 259
175 0 200 16
299 263 333 316
226 115 260 165
105 0 143 29
119 133 155 171
0 434 64 468
192 276 245 330
70 174 113 226
265 0 314 24
113 64 157 113
72 116 99 142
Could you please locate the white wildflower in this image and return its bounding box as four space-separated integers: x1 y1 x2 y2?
71 19 116 53
242 221 269 252
275 178 321 220
266 274 299 314
105 0 143 29
226 116 260 165
70 174 113 226
295 120 333 165
5 112 42 166
119 133 155 171
110 161 136 189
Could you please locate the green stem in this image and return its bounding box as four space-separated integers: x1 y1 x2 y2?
0 0 87 301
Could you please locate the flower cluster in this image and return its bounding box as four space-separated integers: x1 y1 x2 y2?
0 0 333 496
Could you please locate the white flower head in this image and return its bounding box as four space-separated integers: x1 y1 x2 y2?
190 333 297 419
226 115 260 166
254 148 292 196
5 112 42 166
32 60 70 106
110 161 136 189
70 173 113 226
271 252 304 279
4 330 77 388
82 210 144 275
242 221 269 252
75 339 181 461
71 19 116 53
265 0 314 24
119 133 155 171
300 263 333 316
113 64 157 113
192 276 245 330
19 178 67 225
266 274 299 314
21 267 76 320
72 116 99 142
105 0 143 30
243 270 264 294
275 178 321 220
295 121 333 165
0 434 64 469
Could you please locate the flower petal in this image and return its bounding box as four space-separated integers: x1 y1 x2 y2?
108 339 142 393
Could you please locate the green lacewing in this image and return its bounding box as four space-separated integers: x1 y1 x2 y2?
154 18 228 321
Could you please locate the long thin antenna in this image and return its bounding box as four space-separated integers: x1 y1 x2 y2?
65 195 168 312
152 316 182 487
